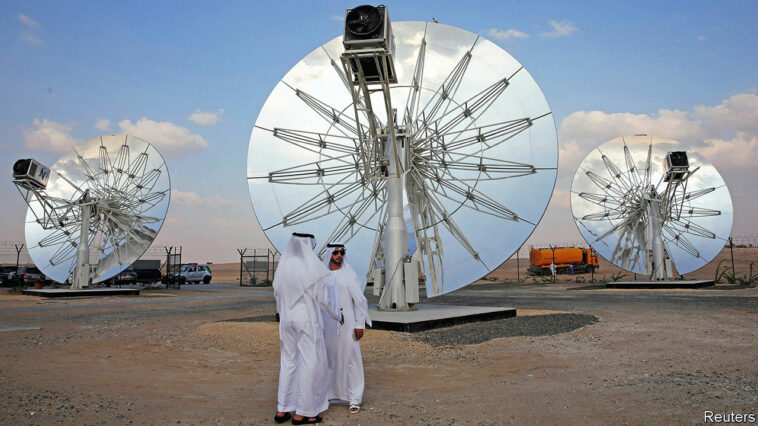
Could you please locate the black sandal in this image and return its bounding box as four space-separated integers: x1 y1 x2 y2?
291 415 322 424
273 412 291 423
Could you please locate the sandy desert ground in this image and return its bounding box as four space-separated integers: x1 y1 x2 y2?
216 247 758 285
0 248 756 425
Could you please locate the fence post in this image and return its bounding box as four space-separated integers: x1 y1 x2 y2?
238 248 246 286
14 243 24 271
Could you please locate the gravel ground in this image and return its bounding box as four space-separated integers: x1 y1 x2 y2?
411 313 599 347
229 313 600 347
1 283 757 424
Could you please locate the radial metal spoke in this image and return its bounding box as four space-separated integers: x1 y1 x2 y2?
75 149 97 183
268 175 383 229
324 48 384 132
581 208 632 221
127 169 163 202
600 154 636 193
250 154 361 184
576 192 623 209
283 82 364 140
416 37 476 126
414 167 522 222
664 217 717 239
642 143 653 188
667 206 722 219
417 71 517 139
402 28 427 132
112 141 131 191
121 151 149 193
661 227 702 259
99 144 115 188
415 117 536 153
257 126 360 156
408 172 484 264
584 170 631 200
670 187 717 205
321 183 387 244
420 153 537 181
127 190 168 214
623 144 641 188
593 209 647 243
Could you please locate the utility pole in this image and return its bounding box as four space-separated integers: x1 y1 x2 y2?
550 244 557 283
516 246 520 283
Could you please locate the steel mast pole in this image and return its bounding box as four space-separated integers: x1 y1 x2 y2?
72 190 91 289
648 186 666 280
379 132 408 310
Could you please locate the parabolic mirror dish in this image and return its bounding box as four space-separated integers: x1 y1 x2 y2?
570 135 733 275
247 21 557 295
24 134 171 283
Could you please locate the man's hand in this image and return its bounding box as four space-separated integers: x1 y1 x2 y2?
354 329 364 340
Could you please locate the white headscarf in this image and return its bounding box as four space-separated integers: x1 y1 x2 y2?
323 244 372 327
273 233 330 310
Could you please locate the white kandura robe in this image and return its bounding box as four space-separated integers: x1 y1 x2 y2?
322 264 372 404
274 236 341 417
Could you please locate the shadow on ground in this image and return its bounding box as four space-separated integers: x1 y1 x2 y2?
223 313 599 347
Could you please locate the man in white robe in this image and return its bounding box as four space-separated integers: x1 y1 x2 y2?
274 233 343 425
321 243 372 414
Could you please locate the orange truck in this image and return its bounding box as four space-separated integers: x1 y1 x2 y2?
528 247 599 275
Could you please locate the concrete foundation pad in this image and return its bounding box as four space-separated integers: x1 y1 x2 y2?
369 304 516 332
606 280 714 289
21 288 140 298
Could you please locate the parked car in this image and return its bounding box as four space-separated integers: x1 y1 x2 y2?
0 265 13 284
115 268 137 284
134 268 163 284
16 266 47 284
177 264 212 284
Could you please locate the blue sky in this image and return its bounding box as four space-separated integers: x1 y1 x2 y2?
1 0 757 263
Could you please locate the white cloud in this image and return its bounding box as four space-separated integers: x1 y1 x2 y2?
22 119 81 153
487 28 529 41
697 35 706 41
692 93 758 134
540 19 577 38
188 108 224 126
171 189 235 208
329 15 343 22
118 117 208 157
18 14 43 45
18 14 41 28
20 31 44 45
558 92 758 172
691 133 757 169
94 118 111 132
